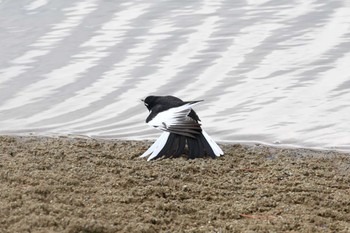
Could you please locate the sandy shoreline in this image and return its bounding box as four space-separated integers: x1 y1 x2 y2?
1 135 349 232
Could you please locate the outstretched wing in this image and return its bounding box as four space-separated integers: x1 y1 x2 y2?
147 101 202 138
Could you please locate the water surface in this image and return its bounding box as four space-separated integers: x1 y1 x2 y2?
1 0 350 151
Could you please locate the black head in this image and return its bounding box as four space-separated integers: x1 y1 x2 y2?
142 95 158 111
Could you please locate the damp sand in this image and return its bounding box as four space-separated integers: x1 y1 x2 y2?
0 135 349 232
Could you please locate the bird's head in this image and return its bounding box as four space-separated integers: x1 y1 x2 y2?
141 95 157 111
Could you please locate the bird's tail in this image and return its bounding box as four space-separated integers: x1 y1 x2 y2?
140 130 223 161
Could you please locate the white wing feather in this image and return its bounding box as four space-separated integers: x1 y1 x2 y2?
147 102 199 130
140 132 168 158
147 132 170 161
202 130 223 156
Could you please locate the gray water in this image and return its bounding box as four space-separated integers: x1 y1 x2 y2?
1 0 350 152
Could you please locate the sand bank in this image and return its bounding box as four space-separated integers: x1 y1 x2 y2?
1 135 349 232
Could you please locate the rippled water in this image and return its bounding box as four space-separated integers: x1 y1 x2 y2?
1 0 350 151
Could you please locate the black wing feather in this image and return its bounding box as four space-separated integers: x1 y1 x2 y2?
174 136 186 157
152 133 176 160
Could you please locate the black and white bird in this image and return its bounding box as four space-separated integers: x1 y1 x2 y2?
140 95 223 161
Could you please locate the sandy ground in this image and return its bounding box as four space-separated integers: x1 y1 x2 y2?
0 135 350 233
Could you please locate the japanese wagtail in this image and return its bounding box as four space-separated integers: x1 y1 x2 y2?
140 95 223 161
